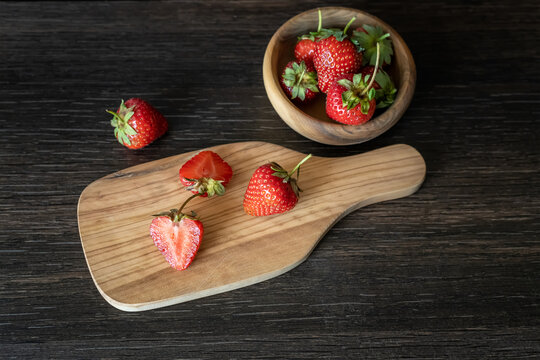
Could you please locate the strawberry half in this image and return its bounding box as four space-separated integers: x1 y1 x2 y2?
280 60 319 102
326 73 377 125
243 154 311 216
108 98 168 149
179 151 233 197
150 204 203 271
351 25 393 66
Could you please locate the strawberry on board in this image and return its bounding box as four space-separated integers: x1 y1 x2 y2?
107 98 168 149
243 154 311 216
280 60 319 102
150 195 204 271
351 25 393 66
294 9 324 66
326 73 377 125
313 17 363 93
179 150 233 197
361 66 397 109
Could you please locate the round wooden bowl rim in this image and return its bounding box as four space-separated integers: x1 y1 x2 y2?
263 6 416 145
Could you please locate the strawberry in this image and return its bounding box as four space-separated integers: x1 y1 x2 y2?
107 98 168 149
179 151 233 197
313 17 363 93
150 197 204 271
243 154 311 216
294 39 318 66
361 66 397 109
326 73 377 125
293 9 324 66
280 61 319 102
351 25 393 66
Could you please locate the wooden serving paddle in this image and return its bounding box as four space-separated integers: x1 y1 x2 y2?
78 142 425 311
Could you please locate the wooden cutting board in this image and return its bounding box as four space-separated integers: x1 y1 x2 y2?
78 142 426 311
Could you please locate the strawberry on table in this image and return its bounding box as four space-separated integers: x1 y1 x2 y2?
150 195 204 271
352 24 393 66
243 154 311 216
361 66 397 109
107 98 168 149
179 151 233 197
313 17 363 93
280 60 319 102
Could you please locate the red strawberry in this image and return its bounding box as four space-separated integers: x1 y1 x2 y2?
294 39 318 66
351 25 393 66
361 66 397 109
150 202 203 271
326 73 377 125
243 154 311 216
179 151 233 197
107 98 168 149
313 17 363 93
280 61 319 102
294 9 324 66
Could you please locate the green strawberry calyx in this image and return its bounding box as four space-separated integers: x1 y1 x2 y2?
282 61 319 101
374 70 397 109
351 24 393 66
184 177 226 197
338 75 377 114
152 194 200 222
270 154 312 197
107 100 138 146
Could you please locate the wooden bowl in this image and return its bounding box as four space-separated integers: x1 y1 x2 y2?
263 7 416 145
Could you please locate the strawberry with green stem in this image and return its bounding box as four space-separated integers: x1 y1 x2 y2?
280 60 319 102
150 194 204 271
294 9 323 66
313 16 363 93
243 154 312 217
107 98 168 149
326 43 382 125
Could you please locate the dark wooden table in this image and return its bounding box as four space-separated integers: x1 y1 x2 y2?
1 1 539 358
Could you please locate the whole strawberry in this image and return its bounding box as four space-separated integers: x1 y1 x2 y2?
352 25 393 66
294 9 324 66
243 154 311 216
107 98 168 149
294 38 318 66
179 150 233 197
313 17 363 93
361 66 397 109
326 73 377 125
280 61 319 102
150 195 204 271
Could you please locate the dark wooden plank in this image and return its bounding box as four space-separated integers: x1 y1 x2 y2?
0 0 539 358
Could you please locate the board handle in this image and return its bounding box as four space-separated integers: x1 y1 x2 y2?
301 144 426 217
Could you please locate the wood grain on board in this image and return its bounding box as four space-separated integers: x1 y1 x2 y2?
78 142 425 311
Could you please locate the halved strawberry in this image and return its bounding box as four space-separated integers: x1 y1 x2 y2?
150 207 203 271
179 151 233 197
